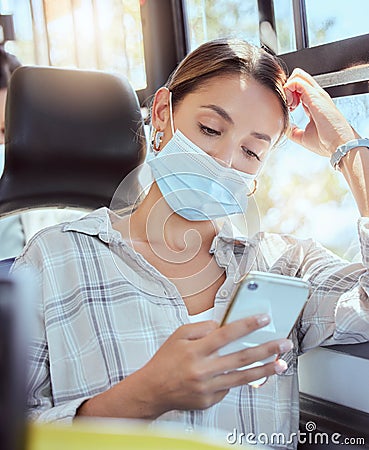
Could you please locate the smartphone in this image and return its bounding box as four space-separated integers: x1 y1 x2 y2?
219 271 309 364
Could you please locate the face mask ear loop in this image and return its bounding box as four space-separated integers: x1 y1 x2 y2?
169 90 175 137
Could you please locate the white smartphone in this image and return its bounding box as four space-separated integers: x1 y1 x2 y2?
219 271 309 372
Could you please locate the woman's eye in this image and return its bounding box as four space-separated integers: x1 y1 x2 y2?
242 147 261 161
199 123 221 137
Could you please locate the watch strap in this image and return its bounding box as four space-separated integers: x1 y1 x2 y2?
330 138 369 170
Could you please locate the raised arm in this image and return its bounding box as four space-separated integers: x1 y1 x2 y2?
284 68 369 217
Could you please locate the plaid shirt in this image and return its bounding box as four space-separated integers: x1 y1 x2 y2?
13 208 369 449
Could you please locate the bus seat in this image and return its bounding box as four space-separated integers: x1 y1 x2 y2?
0 66 145 218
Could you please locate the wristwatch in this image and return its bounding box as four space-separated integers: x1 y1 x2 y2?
330 138 369 170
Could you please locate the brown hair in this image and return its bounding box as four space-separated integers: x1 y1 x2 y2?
166 38 289 142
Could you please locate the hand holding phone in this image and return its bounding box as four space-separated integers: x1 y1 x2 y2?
219 271 309 386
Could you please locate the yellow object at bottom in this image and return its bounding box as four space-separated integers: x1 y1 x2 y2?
27 420 233 450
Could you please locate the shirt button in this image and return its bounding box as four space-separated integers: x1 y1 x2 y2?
220 289 228 298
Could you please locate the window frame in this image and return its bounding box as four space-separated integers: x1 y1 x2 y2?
280 33 369 98
137 0 189 106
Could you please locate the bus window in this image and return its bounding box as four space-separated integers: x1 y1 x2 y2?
3 0 146 91
185 0 259 50
274 0 369 53
274 1 296 53
255 91 369 260
305 0 369 47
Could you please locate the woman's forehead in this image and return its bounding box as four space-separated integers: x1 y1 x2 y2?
182 75 277 107
177 76 285 140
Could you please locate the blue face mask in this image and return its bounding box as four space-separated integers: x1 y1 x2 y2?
146 128 256 221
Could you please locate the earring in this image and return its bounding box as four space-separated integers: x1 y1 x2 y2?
247 179 258 197
151 129 164 151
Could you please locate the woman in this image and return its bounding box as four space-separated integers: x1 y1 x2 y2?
15 39 369 448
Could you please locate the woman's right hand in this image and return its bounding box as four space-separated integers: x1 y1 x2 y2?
77 315 292 419
78 315 292 420
132 314 291 417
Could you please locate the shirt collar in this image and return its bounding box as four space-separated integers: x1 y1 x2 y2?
210 217 258 253
62 207 123 244
63 208 258 252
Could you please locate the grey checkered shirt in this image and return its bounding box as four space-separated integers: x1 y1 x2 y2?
12 208 369 449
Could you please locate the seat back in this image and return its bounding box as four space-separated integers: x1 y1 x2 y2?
0 66 145 217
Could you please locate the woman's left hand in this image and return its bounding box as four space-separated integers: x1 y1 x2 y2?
284 68 358 157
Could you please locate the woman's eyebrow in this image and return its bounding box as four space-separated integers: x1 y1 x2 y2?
200 104 272 143
251 131 271 144
200 104 234 124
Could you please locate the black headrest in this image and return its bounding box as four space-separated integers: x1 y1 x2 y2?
0 66 145 216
